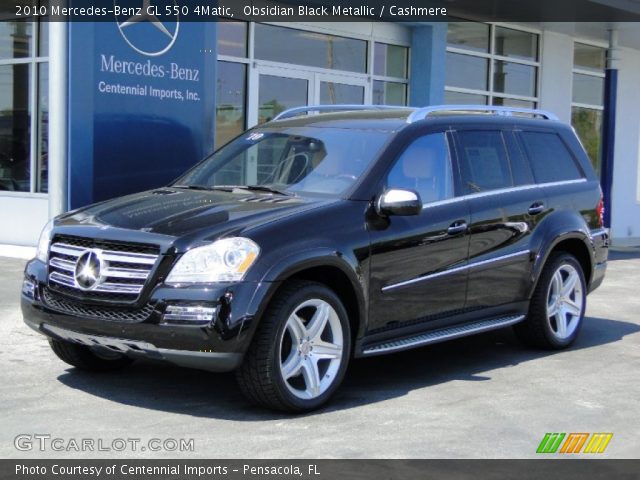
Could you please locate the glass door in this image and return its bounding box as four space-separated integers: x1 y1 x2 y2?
251 66 314 126
315 73 369 105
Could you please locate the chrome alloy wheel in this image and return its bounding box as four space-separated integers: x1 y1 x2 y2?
546 264 584 340
278 299 344 400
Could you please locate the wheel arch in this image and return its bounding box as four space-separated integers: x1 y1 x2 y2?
530 233 594 298
253 250 367 347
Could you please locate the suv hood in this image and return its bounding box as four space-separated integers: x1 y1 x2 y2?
56 188 334 247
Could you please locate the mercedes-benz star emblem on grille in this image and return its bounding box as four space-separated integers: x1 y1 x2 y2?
74 250 104 291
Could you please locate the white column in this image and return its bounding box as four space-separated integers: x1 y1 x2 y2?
48 21 68 217
538 30 573 123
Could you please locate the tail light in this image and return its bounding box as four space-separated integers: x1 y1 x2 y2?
596 196 605 227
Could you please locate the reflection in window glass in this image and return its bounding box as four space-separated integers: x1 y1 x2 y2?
457 131 513 193
447 22 489 53
37 63 48 192
574 43 606 72
492 97 536 108
0 20 32 59
373 81 407 105
572 73 604 106
0 64 31 191
446 52 489 91
39 19 48 57
494 27 538 61
444 91 488 105
374 43 408 78
320 82 364 104
521 132 582 183
387 133 454 203
493 60 536 97
216 62 246 148
254 24 367 73
216 21 247 57
258 75 308 124
572 107 602 174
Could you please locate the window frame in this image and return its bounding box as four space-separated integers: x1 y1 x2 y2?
216 20 411 144
0 17 49 196
445 22 541 108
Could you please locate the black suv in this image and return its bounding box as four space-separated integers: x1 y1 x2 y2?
22 105 608 412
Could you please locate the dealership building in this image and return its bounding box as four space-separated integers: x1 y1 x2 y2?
2 2 640 246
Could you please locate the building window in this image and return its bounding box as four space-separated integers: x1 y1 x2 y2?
571 42 605 174
215 21 410 146
372 42 409 105
0 18 48 193
445 22 539 108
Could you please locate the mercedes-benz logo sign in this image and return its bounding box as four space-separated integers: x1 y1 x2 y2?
114 0 180 57
74 250 104 291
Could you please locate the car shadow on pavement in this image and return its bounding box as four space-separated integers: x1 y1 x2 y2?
56 315 639 420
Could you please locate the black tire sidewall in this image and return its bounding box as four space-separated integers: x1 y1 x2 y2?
537 254 587 348
269 283 351 411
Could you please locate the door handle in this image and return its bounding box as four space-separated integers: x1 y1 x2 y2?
528 202 545 215
447 221 468 235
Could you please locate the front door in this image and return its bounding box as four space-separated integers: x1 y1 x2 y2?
367 131 471 333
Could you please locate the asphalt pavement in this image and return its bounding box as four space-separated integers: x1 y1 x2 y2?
1 249 638 459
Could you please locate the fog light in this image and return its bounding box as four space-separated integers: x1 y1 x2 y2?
162 305 217 326
22 279 35 299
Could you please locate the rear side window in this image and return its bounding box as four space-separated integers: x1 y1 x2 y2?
519 132 583 183
457 131 513 194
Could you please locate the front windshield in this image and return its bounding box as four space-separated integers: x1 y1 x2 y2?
173 127 390 196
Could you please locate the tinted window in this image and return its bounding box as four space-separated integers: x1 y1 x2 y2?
519 132 583 183
387 133 454 204
457 131 512 193
504 132 535 186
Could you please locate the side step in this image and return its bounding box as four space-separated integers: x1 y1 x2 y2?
361 314 525 356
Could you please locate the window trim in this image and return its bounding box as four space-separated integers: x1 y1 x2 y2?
445 22 541 107
0 17 49 194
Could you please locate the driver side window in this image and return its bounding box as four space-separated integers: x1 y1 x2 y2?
386 132 454 204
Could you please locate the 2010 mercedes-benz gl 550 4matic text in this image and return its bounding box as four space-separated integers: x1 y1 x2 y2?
22 105 608 412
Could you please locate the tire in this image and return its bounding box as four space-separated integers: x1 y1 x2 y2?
514 252 587 349
236 280 351 412
49 338 134 372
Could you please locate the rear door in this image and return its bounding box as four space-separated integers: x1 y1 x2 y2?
453 127 545 311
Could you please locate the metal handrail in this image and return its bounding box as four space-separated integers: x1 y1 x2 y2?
406 105 559 123
271 104 411 121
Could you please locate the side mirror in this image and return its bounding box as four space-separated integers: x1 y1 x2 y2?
376 189 422 216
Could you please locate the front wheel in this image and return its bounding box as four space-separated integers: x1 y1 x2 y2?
515 252 587 349
236 281 351 412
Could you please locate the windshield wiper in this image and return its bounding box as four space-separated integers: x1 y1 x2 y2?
235 185 294 196
172 185 234 192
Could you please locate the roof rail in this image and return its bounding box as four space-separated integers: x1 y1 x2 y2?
407 105 559 123
272 104 411 121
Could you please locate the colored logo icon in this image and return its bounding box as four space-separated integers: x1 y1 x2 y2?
536 432 613 454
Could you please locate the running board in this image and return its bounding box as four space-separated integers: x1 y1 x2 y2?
361 315 525 356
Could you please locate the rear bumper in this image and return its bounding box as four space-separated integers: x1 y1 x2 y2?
588 227 609 294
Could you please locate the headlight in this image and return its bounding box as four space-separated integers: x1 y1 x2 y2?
35 219 54 263
166 237 260 284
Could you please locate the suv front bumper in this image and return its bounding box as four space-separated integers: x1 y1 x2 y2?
21 259 277 372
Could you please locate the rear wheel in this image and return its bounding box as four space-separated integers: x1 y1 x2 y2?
236 281 351 412
515 252 587 349
49 338 133 372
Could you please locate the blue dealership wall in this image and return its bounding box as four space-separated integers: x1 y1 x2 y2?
409 23 447 107
67 12 216 209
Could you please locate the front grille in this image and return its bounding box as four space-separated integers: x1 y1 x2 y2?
47 235 160 301
42 288 155 323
